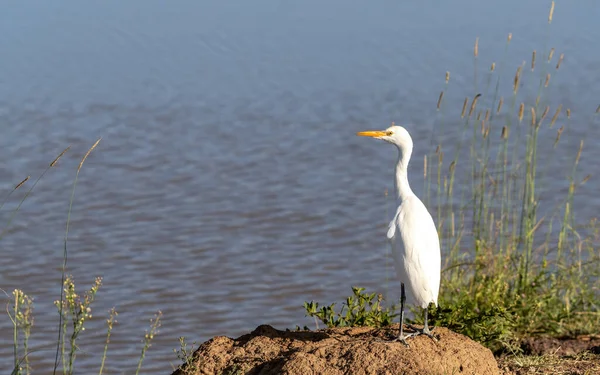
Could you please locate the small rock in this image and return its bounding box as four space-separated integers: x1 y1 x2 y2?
172 324 500 375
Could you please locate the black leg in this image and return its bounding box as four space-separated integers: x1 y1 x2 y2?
393 282 416 346
399 283 406 339
391 289 437 345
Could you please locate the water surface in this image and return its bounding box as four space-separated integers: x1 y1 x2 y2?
1 1 599 373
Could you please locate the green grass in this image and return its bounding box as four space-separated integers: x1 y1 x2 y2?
3 141 162 375
306 1 600 354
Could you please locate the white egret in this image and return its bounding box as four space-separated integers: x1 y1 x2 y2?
357 125 441 345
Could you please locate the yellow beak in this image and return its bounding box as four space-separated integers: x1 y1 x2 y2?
356 130 387 138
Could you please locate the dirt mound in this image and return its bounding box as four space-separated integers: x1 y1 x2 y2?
172 324 500 375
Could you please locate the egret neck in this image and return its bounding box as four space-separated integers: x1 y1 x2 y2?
394 145 414 201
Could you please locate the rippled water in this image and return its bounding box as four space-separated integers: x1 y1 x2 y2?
1 1 600 373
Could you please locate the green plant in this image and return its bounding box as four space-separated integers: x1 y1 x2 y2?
54 276 102 375
99 308 118 375
173 336 200 375
427 276 518 352
8 289 34 375
136 310 163 375
304 286 397 328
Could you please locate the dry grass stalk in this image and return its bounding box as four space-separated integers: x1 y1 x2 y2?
541 106 549 122
15 176 30 190
501 126 508 139
445 71 450 83
507 33 512 42
548 48 555 62
474 37 479 57
468 93 482 117
556 53 564 69
490 62 496 72
581 174 591 185
566 108 571 118
531 50 536 70
555 126 564 146
78 138 102 172
544 73 551 87
548 1 555 23
531 107 536 127
497 97 504 114
437 91 444 109
50 146 71 167
461 97 468 118
550 105 562 127
485 109 490 122
575 140 584 165
424 155 427 178
477 111 482 121
518 103 525 122
513 66 522 94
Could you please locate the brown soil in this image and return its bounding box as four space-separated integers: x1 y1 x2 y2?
498 336 600 375
519 335 600 356
171 324 500 375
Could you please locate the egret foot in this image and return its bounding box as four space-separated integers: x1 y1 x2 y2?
405 306 439 343
381 322 417 347
390 328 418 347
406 324 438 342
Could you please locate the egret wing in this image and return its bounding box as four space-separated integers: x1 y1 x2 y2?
387 197 440 308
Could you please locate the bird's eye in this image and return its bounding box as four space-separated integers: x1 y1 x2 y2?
386 131 393 136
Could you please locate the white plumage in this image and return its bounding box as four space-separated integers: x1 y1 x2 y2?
357 125 441 344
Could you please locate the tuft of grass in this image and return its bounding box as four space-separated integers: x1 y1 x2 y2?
422 1 600 353
304 287 397 329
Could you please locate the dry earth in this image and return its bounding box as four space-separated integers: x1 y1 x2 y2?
171 324 499 375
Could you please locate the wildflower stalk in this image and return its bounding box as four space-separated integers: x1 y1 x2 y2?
99 308 117 375
136 311 162 375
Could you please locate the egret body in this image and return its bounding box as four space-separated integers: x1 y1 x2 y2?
357 125 441 345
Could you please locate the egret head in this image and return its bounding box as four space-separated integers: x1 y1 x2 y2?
356 125 413 151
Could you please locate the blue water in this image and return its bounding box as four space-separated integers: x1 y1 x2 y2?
1 1 599 373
